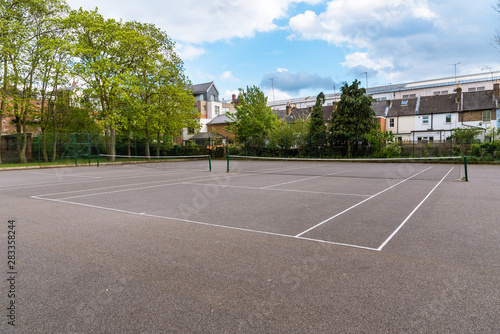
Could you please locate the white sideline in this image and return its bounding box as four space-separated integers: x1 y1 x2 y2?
377 167 455 251
295 166 433 238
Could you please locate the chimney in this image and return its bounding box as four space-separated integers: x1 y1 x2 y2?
232 94 236 101
286 102 292 115
456 83 462 100
494 79 500 99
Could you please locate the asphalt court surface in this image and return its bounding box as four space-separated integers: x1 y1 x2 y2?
1 160 499 333
25 160 462 251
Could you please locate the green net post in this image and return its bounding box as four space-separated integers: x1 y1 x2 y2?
463 156 468 182
37 135 41 167
73 133 77 166
87 133 91 165
209 155 212 172
227 155 230 172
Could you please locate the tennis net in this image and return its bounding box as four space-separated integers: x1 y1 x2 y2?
226 155 467 181
98 154 212 172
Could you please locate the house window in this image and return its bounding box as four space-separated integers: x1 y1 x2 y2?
422 116 429 125
203 105 207 111
402 94 416 98
446 114 451 123
483 110 491 122
187 127 195 135
210 94 216 101
401 100 408 105
222 107 230 113
477 86 485 91
468 87 476 92
389 118 395 127
433 91 441 95
441 91 448 94
215 106 220 116
418 136 434 142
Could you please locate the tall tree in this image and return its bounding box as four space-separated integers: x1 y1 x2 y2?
124 21 198 157
308 92 326 156
1 0 69 162
328 80 376 157
68 9 148 160
226 85 278 155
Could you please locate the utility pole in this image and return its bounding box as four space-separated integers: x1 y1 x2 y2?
269 77 275 103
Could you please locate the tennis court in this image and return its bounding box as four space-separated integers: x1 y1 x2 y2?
1 157 499 333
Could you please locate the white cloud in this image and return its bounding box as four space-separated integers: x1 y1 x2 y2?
66 0 298 44
261 69 335 94
220 71 240 83
175 43 206 61
264 88 292 102
341 52 394 72
223 89 241 101
288 0 438 47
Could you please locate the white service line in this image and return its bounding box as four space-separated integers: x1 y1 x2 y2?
260 169 357 189
0 168 205 192
295 166 433 237
377 167 455 251
30 195 378 251
182 181 370 197
29 171 103 179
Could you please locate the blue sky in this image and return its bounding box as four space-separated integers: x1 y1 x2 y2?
66 0 500 102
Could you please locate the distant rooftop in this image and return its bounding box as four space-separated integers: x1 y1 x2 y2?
268 71 500 107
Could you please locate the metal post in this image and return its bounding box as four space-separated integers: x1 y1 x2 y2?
87 133 91 165
37 135 41 166
463 156 468 181
412 132 415 158
208 156 212 172
227 155 230 172
73 133 77 166
97 153 100 167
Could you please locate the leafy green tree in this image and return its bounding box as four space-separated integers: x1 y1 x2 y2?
1 0 69 162
124 21 198 157
226 85 278 155
308 92 326 156
68 9 149 160
328 80 376 157
365 126 401 158
268 117 309 156
451 127 482 144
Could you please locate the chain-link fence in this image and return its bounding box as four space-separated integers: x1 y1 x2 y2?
0 133 227 166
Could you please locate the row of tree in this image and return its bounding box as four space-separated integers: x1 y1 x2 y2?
0 0 199 163
227 80 382 157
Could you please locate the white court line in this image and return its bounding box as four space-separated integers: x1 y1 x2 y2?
230 164 319 175
295 166 433 238
183 182 370 197
29 171 103 179
34 174 214 199
377 167 455 251
260 169 357 189
30 195 378 251
0 168 205 192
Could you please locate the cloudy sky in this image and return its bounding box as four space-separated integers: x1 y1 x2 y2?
66 0 500 102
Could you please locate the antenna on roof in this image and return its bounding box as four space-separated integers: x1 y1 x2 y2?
449 62 461 83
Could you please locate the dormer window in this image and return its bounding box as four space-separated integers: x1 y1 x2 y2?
401 100 408 105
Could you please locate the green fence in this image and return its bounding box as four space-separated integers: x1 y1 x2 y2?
0 132 226 167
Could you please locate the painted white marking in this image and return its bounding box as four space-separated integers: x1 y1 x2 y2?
260 169 357 189
295 166 433 237
182 182 370 197
30 195 378 251
29 171 103 179
377 167 455 251
36 174 213 198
